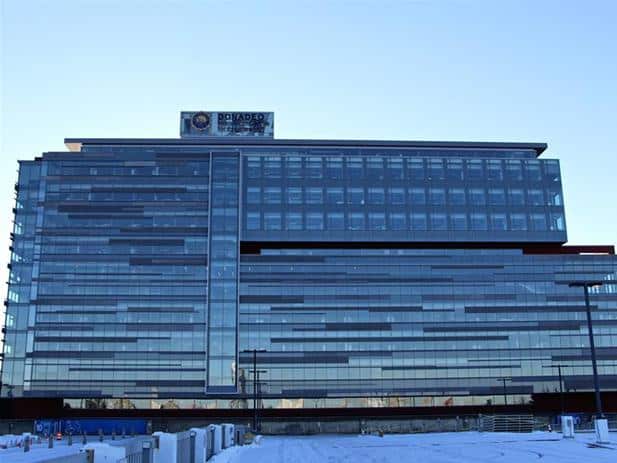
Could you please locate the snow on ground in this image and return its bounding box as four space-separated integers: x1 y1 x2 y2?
0 436 148 463
2 431 616 463
219 431 617 463
0 438 86 463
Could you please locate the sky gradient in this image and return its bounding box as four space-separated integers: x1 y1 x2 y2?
1 0 616 286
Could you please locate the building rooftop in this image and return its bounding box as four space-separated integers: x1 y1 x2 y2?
64 137 548 156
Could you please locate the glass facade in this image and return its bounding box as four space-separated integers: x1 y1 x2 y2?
241 151 566 243
239 248 617 399
1 121 616 406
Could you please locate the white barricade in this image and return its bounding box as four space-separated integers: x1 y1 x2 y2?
595 418 609 444
190 428 207 462
561 416 575 438
84 442 125 462
207 424 222 455
222 424 235 449
152 432 177 463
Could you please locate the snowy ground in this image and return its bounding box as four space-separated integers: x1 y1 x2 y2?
2 431 616 463
213 431 617 463
0 436 146 463
0 438 86 463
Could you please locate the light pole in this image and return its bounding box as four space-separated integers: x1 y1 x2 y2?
242 348 266 432
497 377 511 406
542 364 570 415
568 281 604 418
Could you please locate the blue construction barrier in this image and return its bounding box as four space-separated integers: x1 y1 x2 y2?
34 418 147 436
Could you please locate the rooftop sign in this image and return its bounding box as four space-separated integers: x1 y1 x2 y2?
180 111 274 138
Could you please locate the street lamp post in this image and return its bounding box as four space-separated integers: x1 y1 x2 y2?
542 364 570 415
242 348 266 432
568 281 604 418
568 280 609 444
496 377 511 406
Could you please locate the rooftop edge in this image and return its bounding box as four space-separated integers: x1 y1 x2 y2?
64 138 548 156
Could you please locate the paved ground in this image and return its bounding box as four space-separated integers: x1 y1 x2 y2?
213 432 617 463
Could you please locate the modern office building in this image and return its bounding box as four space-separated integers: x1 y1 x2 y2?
1 111 616 409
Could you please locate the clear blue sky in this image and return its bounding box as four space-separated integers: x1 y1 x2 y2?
1 0 616 268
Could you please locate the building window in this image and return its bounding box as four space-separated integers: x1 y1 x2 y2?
448 188 466 206
264 156 281 178
286 156 303 178
506 160 523 181
427 159 445 180
446 159 463 180
530 213 547 231
368 188 385 205
389 213 406 230
547 188 562 206
550 212 565 231
286 212 303 231
366 158 384 180
306 187 323 204
466 160 484 180
368 212 386 231
326 157 343 179
407 158 424 180
527 189 544 206
264 187 281 204
306 212 324 230
247 157 261 179
347 157 363 178
409 188 426 205
430 213 447 231
326 187 344 205
246 187 260 204
327 212 345 230
264 212 281 230
544 160 561 182
488 188 506 206
470 213 488 231
388 188 405 205
348 188 364 205
247 212 261 230
450 213 467 230
487 160 503 180
508 188 525 206
429 188 446 205
410 213 427 231
348 212 365 230
525 160 542 181
387 158 404 180
307 157 323 179
468 188 486 206
287 187 302 204
490 213 508 231
510 213 527 231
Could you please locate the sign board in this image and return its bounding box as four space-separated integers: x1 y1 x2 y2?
180 111 274 138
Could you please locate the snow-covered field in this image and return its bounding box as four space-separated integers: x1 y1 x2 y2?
2 431 616 463
0 438 86 463
213 431 617 463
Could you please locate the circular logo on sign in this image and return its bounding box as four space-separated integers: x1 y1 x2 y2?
191 112 210 131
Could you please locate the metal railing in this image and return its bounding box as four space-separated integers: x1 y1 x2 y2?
479 414 534 432
115 437 156 463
